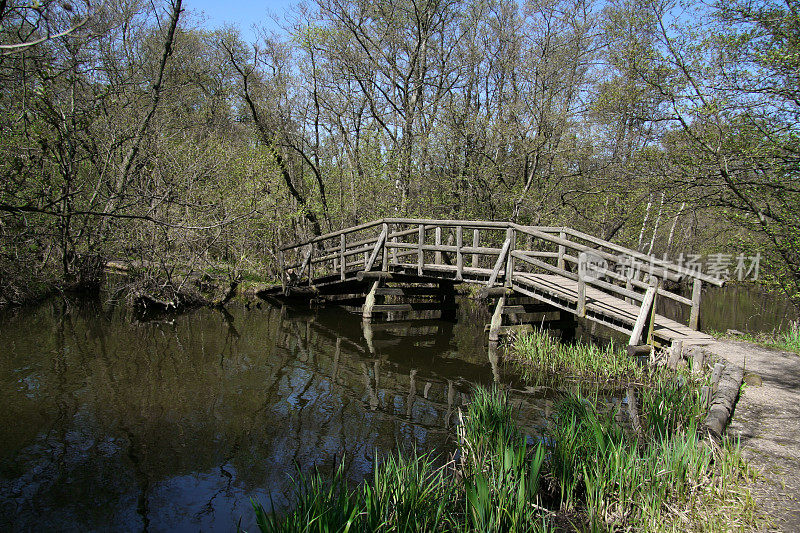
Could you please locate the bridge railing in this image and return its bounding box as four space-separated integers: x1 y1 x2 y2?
279 218 723 330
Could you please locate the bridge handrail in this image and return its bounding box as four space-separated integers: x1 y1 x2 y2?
510 224 723 287
561 226 723 287
279 217 724 287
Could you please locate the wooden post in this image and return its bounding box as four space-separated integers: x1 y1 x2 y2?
417 224 424 276
489 296 505 341
471 229 480 268
381 222 389 271
577 252 587 317
504 227 514 287
362 280 380 320
487 236 512 287
667 340 683 370
629 286 656 346
456 225 464 280
390 223 397 265
691 346 705 374
364 225 387 271
435 226 442 264
689 278 702 330
646 278 660 345
339 234 346 281
557 230 566 270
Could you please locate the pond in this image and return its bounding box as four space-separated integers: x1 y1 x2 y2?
0 283 794 531
0 297 554 532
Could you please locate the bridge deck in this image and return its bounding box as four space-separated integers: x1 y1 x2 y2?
274 218 723 347
387 263 715 345
514 274 715 345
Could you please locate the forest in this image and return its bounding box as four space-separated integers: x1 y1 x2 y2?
1 0 798 307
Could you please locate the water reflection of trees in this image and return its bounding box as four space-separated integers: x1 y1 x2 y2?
0 298 551 531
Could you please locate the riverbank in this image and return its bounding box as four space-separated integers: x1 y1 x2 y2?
252 335 760 532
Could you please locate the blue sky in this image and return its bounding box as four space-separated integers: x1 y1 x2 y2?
186 0 297 42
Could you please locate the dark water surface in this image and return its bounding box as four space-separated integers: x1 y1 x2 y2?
1 284 794 532
657 283 798 334
0 297 550 532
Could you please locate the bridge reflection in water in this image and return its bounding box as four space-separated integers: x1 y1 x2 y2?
0 297 553 532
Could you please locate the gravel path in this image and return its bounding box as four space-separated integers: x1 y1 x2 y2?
704 340 800 532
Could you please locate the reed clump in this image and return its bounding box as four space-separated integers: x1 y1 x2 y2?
508 329 644 387
249 380 758 532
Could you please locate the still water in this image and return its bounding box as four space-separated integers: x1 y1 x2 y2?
0 284 794 532
0 297 551 532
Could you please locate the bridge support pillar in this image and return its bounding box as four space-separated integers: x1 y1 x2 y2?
362 280 382 320
488 296 505 342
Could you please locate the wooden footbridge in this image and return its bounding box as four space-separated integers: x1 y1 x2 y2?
265 219 722 348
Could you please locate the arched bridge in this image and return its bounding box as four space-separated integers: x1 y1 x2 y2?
264 218 722 348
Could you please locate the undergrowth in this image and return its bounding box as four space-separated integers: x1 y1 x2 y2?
247 339 760 532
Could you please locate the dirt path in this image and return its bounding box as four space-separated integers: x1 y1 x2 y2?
705 340 800 532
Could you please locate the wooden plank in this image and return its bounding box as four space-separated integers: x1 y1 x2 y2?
385 242 502 255
646 279 660 345
514 225 681 282
364 225 388 271
456 226 464 280
488 296 505 341
280 219 384 251
689 278 702 330
339 234 346 281
471 229 480 268
382 222 390 270
374 287 444 296
505 227 515 287
629 286 656 346
417 224 424 276
577 272 586 318
585 276 644 303
362 280 381 319
384 218 511 229
502 303 556 313
387 226 420 240
389 223 398 265
487 236 512 287
476 286 512 299
435 227 443 264
371 302 458 312
511 251 579 280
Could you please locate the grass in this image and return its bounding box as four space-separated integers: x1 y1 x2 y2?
711 320 800 355
548 385 757 531
247 387 551 532
508 329 645 387
247 337 761 532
